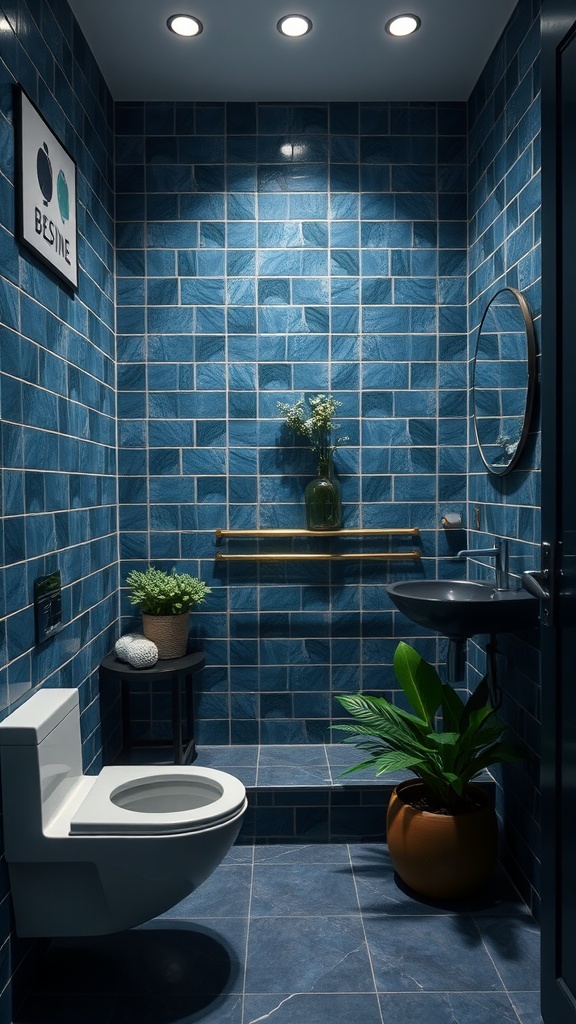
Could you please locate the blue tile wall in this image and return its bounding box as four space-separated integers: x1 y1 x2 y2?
115 99 469 747
0 2 116 1019
467 0 541 916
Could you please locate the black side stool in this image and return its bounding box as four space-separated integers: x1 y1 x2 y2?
99 650 205 765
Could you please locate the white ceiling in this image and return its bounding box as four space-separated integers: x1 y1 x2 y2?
67 0 519 103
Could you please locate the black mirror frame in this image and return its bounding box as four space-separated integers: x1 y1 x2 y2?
472 286 537 477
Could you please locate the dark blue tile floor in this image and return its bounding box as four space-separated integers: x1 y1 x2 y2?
16 842 542 1024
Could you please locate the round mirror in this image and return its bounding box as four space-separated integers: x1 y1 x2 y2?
472 287 536 476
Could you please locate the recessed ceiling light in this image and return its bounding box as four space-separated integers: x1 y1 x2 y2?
167 14 203 37
277 14 313 37
385 14 421 37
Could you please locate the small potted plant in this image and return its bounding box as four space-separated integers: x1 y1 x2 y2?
277 393 349 530
333 641 525 899
125 566 211 660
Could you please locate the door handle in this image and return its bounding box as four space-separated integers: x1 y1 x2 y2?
522 541 555 625
522 569 550 600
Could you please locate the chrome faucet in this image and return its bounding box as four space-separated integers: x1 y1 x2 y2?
455 536 509 591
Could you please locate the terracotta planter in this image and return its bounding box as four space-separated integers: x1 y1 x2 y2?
386 779 498 899
141 611 189 660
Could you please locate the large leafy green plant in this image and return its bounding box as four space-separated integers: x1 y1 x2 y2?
334 641 524 812
126 566 210 616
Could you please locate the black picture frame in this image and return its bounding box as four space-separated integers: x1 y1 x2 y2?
14 85 78 290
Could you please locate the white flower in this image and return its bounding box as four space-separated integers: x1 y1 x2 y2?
277 394 349 460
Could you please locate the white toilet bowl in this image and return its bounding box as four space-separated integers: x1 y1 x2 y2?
0 688 247 937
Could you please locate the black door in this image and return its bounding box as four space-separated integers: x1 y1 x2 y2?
541 2 576 1020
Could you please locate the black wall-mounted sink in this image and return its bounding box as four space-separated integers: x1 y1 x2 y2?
386 579 539 640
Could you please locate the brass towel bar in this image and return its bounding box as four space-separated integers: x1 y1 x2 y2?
216 551 421 562
215 527 419 539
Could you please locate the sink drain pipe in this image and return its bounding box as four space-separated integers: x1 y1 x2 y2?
446 638 466 682
445 635 504 705
486 635 503 709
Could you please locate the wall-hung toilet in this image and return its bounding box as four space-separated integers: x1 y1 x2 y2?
0 688 247 937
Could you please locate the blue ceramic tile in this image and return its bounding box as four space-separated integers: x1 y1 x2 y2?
359 102 389 134
250 861 360 916
251 843 346 864
329 102 359 133
257 164 328 193
180 279 225 305
329 164 359 191
330 249 359 275
197 745 259 767
227 102 257 133
361 221 413 248
377 993 521 1024
508 992 544 1024
330 193 358 219
292 278 330 304
349 845 462 916
227 193 256 221
360 167 392 194
364 915 504 992
330 221 359 248
226 164 258 192
360 278 391 305
473 913 540 990
245 916 374 993
258 278 290 304
258 745 328 767
162 867 253 919
244 994 382 1024
360 194 395 220
225 251 256 279
199 222 226 249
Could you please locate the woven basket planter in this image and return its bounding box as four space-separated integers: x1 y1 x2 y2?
142 611 189 660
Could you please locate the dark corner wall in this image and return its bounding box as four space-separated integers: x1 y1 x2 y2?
467 0 541 916
0 0 117 1017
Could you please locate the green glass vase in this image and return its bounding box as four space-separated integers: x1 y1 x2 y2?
304 454 342 530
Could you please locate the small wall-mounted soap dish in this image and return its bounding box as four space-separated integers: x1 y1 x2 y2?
441 513 463 530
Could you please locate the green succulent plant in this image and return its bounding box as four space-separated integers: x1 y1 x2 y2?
334 641 525 813
125 566 210 616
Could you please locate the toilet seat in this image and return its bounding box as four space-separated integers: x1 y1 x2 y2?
69 765 247 836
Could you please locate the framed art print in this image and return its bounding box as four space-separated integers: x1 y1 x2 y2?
15 86 78 290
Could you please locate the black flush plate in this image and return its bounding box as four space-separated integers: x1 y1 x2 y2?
34 570 62 644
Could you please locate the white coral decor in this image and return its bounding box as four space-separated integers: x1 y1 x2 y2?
115 633 158 669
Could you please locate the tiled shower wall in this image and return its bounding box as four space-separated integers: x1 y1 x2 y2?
115 100 470 745
467 0 542 914
0 0 117 1016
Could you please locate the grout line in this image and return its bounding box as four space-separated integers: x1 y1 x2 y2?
347 842 386 1023
240 838 256 1024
